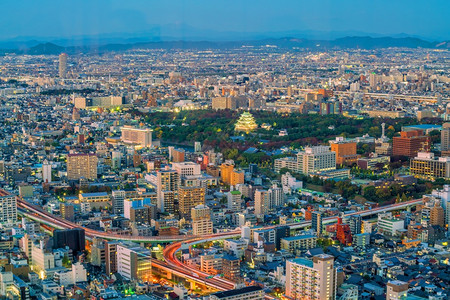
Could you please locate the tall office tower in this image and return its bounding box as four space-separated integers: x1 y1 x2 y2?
386 280 408 300
330 137 359 166
105 241 119 275
254 190 270 216
120 126 153 148
0 194 17 225
59 53 68 78
116 243 152 281
178 186 205 219
286 254 336 300
348 215 362 235
311 211 323 236
220 163 234 184
269 184 285 208
67 153 98 180
192 204 213 236
430 201 445 227
297 146 336 175
227 190 242 211
53 228 85 256
42 160 52 183
432 185 450 229
441 123 450 156
112 190 126 216
156 170 179 212
392 130 430 158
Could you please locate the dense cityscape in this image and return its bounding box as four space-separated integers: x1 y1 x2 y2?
0 3 450 300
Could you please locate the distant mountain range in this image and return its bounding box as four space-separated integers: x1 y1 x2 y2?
1 36 449 55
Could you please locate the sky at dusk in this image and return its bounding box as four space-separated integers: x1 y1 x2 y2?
1 0 449 41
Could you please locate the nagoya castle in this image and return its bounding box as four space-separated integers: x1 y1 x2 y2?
235 111 257 133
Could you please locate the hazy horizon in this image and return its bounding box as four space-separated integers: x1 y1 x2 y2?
1 0 449 42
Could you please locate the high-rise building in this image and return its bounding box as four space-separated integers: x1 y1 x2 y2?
120 126 152 148
311 211 323 236
330 137 359 166
392 130 430 158
269 184 285 208
220 163 234 185
222 255 240 282
59 53 68 78
227 190 242 211
441 123 450 156
156 170 179 212
116 244 151 281
105 241 118 275
53 229 85 256
254 190 270 216
42 160 52 183
348 215 362 235
112 190 126 216
297 146 336 175
192 204 213 236
67 153 98 181
286 254 336 300
430 201 445 227
60 203 75 222
178 186 205 219
0 193 17 225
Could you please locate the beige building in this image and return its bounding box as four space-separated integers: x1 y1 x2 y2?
280 235 318 253
67 153 98 180
192 205 213 236
286 254 336 300
254 190 270 216
178 186 205 219
386 280 408 300
120 126 152 148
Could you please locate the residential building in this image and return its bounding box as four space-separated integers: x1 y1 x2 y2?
286 254 337 300
67 153 98 181
280 235 318 253
191 205 213 236
178 186 205 219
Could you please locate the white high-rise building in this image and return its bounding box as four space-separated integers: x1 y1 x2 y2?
172 162 201 177
269 184 285 207
0 194 17 225
297 146 336 175
286 254 336 300
227 190 242 211
42 160 52 183
432 185 450 230
117 244 152 281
